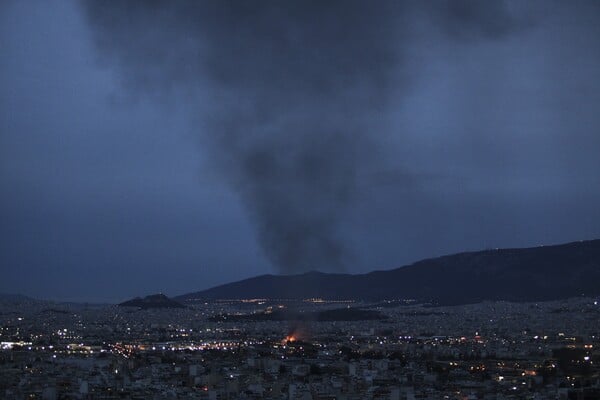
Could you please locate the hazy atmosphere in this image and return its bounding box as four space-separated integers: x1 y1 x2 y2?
2 0 600 303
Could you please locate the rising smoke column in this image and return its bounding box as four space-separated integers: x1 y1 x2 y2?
82 0 524 274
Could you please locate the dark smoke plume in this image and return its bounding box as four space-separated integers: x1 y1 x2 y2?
82 1 523 274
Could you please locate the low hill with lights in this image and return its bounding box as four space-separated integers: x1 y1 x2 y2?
177 239 600 305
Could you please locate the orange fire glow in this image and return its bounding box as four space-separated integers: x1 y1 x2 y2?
281 335 297 345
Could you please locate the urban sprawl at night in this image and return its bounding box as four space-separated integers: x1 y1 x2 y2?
1 296 599 399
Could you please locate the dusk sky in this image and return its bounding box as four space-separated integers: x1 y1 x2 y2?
1 0 600 303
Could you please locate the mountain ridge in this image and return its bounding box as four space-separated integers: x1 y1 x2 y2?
177 239 600 305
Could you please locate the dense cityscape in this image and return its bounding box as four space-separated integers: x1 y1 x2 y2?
1 296 599 399
3 1 600 399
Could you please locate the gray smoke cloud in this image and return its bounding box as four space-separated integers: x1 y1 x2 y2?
82 0 524 274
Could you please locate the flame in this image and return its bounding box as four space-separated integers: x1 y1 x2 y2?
281 335 297 345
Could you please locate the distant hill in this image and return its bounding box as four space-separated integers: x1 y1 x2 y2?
0 293 38 303
177 239 600 305
119 294 184 309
